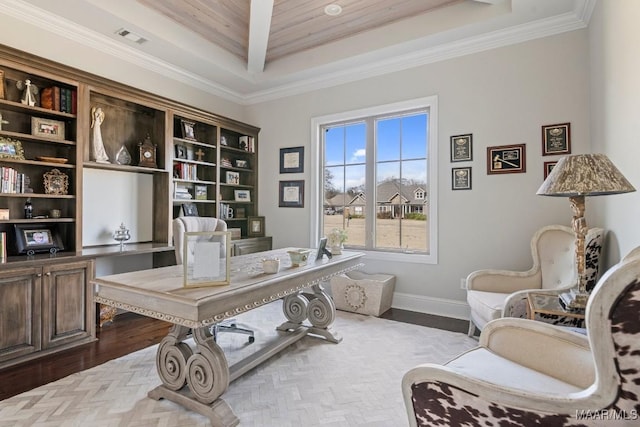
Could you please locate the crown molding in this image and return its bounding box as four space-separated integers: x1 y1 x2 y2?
3 0 592 106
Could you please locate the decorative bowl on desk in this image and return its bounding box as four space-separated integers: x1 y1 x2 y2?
287 249 311 267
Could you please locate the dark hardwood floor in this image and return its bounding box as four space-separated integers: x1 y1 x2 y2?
0 308 469 401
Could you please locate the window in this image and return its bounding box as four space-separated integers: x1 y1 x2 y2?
311 97 438 263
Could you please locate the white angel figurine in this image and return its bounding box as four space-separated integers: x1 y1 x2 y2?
16 79 38 106
90 107 110 163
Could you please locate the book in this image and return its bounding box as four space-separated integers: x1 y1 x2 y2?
53 86 61 111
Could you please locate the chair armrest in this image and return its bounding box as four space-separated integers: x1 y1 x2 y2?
479 318 593 388
466 268 541 293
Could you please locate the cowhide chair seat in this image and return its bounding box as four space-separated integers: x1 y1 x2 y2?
466 225 604 336
402 246 640 427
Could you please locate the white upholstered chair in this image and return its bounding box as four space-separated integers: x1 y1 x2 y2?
466 225 603 336
173 217 254 343
402 245 640 426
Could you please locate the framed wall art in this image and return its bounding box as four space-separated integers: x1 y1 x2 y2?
247 216 265 237
542 122 570 156
487 144 526 174
279 146 304 173
31 117 65 140
182 231 231 287
452 167 472 190
543 161 557 179
450 134 472 162
279 180 304 207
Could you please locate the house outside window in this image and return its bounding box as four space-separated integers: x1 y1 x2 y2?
311 97 438 263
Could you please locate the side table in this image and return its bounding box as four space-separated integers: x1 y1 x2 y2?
526 291 585 328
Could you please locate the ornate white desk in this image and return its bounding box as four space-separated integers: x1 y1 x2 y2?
93 248 364 426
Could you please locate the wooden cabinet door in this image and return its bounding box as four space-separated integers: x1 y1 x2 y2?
41 260 95 349
0 267 42 362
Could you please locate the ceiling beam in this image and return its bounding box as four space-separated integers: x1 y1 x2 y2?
247 0 274 74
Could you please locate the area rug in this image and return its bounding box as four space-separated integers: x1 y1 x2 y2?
0 301 476 427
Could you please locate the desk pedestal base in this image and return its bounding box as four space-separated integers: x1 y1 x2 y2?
148 385 238 427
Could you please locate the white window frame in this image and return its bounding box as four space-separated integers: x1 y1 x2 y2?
310 96 438 264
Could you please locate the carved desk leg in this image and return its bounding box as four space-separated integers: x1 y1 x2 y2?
277 283 341 343
148 324 238 427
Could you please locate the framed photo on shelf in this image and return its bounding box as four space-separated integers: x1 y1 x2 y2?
234 189 251 202
235 207 246 218
450 134 472 162
174 144 187 159
226 171 240 185
452 167 472 190
544 161 558 179
181 120 197 140
487 144 526 174
0 137 25 160
194 184 207 200
279 146 304 173
542 123 571 156
247 216 265 237
279 180 304 207
31 117 65 140
14 223 64 255
182 231 231 288
181 203 199 217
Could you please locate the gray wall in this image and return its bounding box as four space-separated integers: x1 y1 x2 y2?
246 31 592 318
588 0 640 267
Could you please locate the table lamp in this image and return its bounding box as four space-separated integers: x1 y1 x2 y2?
537 154 635 309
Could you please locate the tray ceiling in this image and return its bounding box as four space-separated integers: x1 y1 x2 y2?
5 0 593 104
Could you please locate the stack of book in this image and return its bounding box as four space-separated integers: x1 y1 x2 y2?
219 202 231 219
173 163 198 180
40 86 77 114
174 185 192 200
1 167 33 193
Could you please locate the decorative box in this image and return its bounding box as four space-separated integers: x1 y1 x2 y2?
330 271 395 317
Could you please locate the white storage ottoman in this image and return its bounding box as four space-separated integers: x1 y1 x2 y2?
329 271 395 316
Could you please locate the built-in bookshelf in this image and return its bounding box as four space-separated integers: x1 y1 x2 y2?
172 115 218 218
0 61 79 252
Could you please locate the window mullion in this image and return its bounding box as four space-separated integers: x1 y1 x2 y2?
365 117 376 249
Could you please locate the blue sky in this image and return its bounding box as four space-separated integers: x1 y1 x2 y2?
324 112 428 193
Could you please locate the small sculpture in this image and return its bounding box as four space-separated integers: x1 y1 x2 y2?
115 144 132 165
113 223 131 251
16 79 38 106
90 107 110 163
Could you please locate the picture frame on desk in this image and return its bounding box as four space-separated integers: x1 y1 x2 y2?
247 216 265 237
31 117 65 140
182 231 231 288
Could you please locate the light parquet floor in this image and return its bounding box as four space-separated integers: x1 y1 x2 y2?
0 301 476 427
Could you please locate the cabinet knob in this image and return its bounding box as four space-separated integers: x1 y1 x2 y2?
36 273 42 278
45 272 51 276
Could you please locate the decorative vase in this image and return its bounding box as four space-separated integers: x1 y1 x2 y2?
330 243 343 255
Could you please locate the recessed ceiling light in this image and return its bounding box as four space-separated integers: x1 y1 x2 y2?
324 4 342 16
115 28 147 44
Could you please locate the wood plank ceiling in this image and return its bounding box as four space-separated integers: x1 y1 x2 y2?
138 0 463 72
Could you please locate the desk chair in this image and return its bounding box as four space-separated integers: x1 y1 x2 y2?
173 216 255 343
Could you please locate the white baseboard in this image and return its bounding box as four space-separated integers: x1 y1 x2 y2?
392 291 470 320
